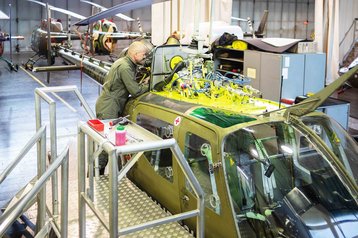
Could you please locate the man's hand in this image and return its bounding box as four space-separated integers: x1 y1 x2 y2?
141 76 150 85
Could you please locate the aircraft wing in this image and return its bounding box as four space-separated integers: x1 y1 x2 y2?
75 0 169 26
80 0 134 22
26 0 86 19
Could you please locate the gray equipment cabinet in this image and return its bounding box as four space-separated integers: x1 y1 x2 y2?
243 50 326 102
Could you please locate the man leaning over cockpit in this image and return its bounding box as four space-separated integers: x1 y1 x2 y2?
95 40 151 174
95 40 151 120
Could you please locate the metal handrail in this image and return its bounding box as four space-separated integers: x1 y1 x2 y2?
339 18 358 47
340 18 358 65
0 144 70 238
35 85 95 119
0 125 46 184
78 122 205 238
35 85 95 216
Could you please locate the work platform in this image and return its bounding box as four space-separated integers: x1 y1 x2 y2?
75 118 204 237
63 176 194 237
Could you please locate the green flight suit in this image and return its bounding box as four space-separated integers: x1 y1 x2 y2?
95 55 148 119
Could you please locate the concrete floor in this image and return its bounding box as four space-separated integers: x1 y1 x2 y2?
0 50 357 234
0 51 100 210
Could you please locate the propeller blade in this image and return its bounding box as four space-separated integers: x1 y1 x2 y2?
80 0 134 21
75 0 169 26
26 0 46 7
26 0 86 19
49 6 86 20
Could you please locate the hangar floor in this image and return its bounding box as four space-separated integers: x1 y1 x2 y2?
0 51 357 233
0 52 99 210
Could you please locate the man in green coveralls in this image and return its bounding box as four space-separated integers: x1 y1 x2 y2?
96 40 151 119
95 40 152 174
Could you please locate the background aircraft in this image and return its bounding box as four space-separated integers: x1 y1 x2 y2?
25 0 149 69
0 10 24 71
79 0 150 55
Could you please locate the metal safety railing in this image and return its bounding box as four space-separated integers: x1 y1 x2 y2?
340 18 358 65
0 85 95 237
78 122 205 238
35 85 95 217
0 125 70 238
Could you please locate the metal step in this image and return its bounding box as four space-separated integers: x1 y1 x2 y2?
57 176 194 237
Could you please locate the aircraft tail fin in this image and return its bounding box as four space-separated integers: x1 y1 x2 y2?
255 10 268 37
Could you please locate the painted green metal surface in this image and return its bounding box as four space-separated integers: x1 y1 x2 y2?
190 107 256 128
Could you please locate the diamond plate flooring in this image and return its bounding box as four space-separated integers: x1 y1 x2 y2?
60 176 193 237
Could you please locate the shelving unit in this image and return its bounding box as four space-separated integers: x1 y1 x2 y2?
214 47 245 77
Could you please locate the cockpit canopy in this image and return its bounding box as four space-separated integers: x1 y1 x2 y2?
223 115 358 237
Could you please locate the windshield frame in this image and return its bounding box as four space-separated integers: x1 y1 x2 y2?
291 115 358 192
221 116 358 236
301 114 358 185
